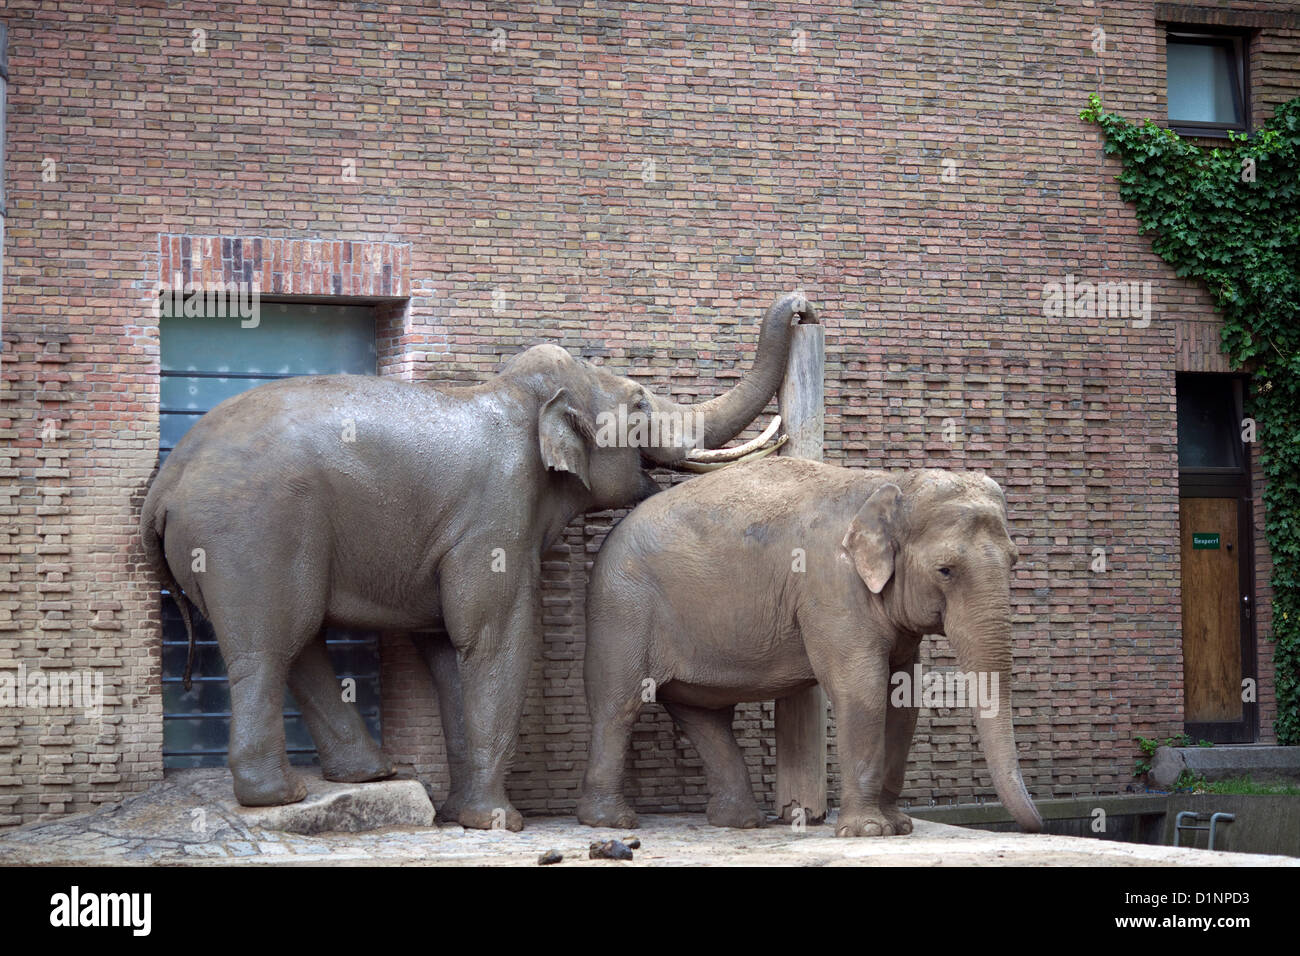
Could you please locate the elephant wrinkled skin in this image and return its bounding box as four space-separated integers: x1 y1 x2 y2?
141 293 814 827
577 456 1043 836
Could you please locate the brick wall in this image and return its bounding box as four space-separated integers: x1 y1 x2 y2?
1 0 1296 825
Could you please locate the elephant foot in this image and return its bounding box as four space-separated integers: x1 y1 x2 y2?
319 743 395 784
835 808 901 838
458 800 524 832
576 792 639 829
706 794 763 829
231 766 308 808
882 806 913 835
436 789 467 825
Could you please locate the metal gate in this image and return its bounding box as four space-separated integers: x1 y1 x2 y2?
158 301 383 768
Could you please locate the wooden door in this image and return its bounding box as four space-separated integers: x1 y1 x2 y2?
1179 497 1243 724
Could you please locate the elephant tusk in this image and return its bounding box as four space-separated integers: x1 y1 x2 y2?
684 416 783 463
673 434 788 472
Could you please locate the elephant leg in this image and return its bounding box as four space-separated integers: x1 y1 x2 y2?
576 591 655 830
411 629 470 824
222 644 304 807
664 702 762 829
439 551 538 831
288 635 393 784
575 672 644 830
199 539 327 806
203 576 315 807
804 625 894 837
879 646 921 835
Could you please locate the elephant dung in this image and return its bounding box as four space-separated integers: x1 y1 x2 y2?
537 849 564 865
588 839 635 861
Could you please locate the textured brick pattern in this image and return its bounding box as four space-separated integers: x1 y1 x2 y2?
158 235 411 299
1 1 1296 825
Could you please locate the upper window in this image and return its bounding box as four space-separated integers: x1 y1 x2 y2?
1176 373 1245 472
1166 29 1249 137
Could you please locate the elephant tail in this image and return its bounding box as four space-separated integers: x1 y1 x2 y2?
141 499 198 692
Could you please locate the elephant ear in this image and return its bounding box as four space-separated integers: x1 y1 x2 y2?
842 483 903 594
538 388 592 490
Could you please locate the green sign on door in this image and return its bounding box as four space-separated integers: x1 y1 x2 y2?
1193 532 1221 550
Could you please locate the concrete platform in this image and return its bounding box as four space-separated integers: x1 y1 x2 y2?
0 769 1296 866
1177 744 1300 783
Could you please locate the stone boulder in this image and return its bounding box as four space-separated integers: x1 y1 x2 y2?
1148 746 1187 789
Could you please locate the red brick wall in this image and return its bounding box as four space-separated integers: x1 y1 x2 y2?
2 1 1296 824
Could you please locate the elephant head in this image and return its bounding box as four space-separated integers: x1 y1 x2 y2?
843 471 1043 833
504 292 814 510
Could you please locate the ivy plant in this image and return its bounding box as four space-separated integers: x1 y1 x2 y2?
1080 93 1300 744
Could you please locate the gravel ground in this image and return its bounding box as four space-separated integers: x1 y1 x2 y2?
0 770 1295 867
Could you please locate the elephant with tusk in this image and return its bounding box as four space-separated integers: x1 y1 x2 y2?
140 291 815 827
577 455 1043 836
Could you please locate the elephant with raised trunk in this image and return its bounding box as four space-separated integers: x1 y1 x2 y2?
578 456 1043 836
141 292 815 828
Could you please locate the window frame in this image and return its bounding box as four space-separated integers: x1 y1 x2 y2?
1176 372 1248 477
157 299 385 769
1165 26 1252 138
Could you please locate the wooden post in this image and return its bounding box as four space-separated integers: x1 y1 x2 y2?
775 319 828 824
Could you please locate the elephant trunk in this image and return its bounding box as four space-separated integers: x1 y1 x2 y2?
643 292 809 462
946 606 1043 834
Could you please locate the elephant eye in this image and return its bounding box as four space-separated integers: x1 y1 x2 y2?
937 567 952 578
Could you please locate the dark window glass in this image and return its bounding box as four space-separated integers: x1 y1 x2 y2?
1177 374 1243 470
1166 32 1247 135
